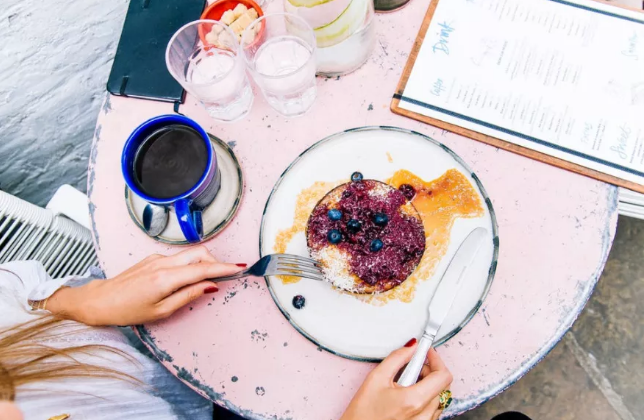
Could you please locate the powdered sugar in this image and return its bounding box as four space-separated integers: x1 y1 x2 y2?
311 246 358 292
367 182 391 198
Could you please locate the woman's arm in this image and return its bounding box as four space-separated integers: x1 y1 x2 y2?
46 246 245 326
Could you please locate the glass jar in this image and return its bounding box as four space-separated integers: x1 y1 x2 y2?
284 0 376 76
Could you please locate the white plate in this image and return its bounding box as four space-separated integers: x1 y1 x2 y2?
259 127 499 361
125 134 243 245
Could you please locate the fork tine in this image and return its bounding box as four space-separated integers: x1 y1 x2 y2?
277 258 320 267
276 263 323 276
274 270 325 281
276 259 322 271
279 253 315 260
275 267 323 276
276 257 321 267
277 254 321 266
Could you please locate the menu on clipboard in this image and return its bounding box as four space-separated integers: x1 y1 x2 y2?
392 0 644 193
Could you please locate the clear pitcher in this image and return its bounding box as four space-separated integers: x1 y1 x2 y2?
284 0 376 76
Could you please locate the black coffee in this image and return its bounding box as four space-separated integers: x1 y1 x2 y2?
134 124 208 199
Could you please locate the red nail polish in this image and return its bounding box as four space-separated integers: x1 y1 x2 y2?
404 338 417 347
235 263 248 268
204 286 219 294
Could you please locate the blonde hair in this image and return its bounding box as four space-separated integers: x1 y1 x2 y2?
0 315 141 401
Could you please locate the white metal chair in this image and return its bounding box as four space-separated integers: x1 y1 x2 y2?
618 188 644 220
0 186 97 279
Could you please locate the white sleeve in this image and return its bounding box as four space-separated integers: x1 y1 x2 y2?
0 261 92 328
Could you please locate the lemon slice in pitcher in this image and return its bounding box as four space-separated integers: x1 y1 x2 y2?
285 0 352 30
313 0 369 48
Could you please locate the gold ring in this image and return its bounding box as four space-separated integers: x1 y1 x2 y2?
438 390 452 410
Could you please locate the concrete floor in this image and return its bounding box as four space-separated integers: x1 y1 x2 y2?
457 216 644 420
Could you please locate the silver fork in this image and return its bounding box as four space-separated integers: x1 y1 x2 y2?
207 254 325 283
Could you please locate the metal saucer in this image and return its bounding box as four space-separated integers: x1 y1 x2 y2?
125 134 243 245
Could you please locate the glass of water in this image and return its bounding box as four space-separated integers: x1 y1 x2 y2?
166 20 253 122
241 13 317 117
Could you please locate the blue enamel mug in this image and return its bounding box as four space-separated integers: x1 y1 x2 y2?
122 115 221 243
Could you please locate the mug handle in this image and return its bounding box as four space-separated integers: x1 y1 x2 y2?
174 199 203 243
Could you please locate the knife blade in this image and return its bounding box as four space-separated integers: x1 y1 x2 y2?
397 227 488 387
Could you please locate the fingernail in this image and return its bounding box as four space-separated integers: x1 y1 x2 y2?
404 338 417 347
235 263 248 268
204 286 219 294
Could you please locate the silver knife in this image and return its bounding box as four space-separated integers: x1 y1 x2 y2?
397 227 488 387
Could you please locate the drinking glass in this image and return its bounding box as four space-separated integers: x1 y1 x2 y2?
166 20 253 122
241 13 317 117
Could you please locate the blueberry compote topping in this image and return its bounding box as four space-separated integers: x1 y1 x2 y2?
373 213 388 226
327 209 342 221
327 229 342 244
398 184 416 201
308 179 425 286
346 219 362 233
292 295 305 309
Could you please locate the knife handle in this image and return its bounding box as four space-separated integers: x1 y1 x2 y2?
397 332 436 387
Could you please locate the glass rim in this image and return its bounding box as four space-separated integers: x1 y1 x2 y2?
165 19 241 87
241 12 317 80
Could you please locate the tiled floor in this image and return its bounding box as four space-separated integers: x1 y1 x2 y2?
457 216 644 420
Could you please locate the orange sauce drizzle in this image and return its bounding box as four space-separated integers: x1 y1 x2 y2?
273 169 484 303
273 180 344 284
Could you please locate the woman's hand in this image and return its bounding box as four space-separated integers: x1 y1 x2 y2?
47 246 245 326
341 340 453 420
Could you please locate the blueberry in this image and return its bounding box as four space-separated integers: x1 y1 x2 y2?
399 184 416 201
327 209 342 221
373 213 389 226
327 229 342 244
346 219 362 233
292 295 306 309
370 239 384 252
351 172 364 182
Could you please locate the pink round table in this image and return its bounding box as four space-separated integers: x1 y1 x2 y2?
88 1 618 417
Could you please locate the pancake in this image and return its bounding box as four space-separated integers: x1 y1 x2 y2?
306 174 425 293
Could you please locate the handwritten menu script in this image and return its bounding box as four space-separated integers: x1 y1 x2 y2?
398 0 644 185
